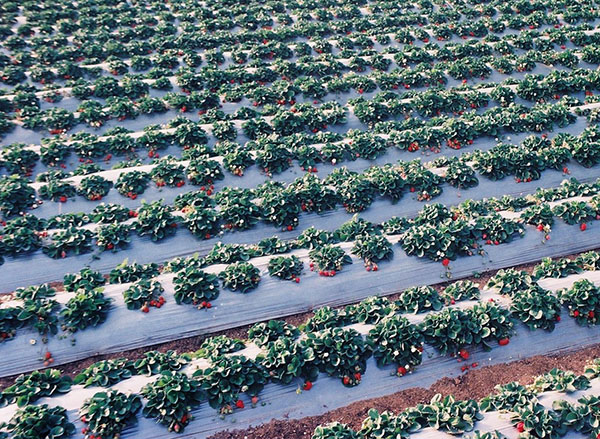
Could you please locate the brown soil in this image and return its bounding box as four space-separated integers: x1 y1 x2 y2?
0 251 583 389
208 344 600 439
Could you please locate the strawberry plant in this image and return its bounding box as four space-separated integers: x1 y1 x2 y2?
559 279 600 326
468 302 515 350
38 179 76 203
196 336 245 360
443 158 479 189
77 175 112 201
367 315 423 374
216 188 261 231
335 217 378 242
412 394 482 434
135 200 177 241
358 409 417 439
521 204 555 228
530 368 590 393
473 214 524 244
442 280 481 305
0 307 23 341
303 307 348 332
15 284 56 301
486 269 533 297
183 207 220 239
60 289 112 333
79 390 142 439
336 175 376 213
532 257 581 279
151 158 186 187
115 170 151 198
303 327 371 386
74 358 136 387
510 285 562 331
219 262 261 293
419 307 474 355
0 369 72 407
510 401 567 439
552 201 595 225
173 265 220 307
344 296 396 325
554 395 600 439
267 255 304 281
256 336 318 385
90 203 130 224
4 404 75 439
194 355 268 412
296 227 336 249
249 320 300 347
133 350 189 376
186 157 224 186
399 220 473 262
204 242 253 265
123 279 164 312
0 176 36 217
141 371 203 433
109 261 160 283
351 234 393 269
480 382 537 412
395 286 443 314
43 227 94 258
312 423 360 439
96 223 132 252
309 245 352 275
260 189 300 230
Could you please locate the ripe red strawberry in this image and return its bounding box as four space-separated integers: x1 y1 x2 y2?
342 376 350 385
442 258 450 267
303 381 313 390
235 400 244 409
580 223 587 231
59 196 67 203
106 243 114 250
354 372 361 381
537 224 544 231
574 310 580 317
498 338 510 346
516 422 525 432
44 351 52 360
330 270 336 276
141 305 150 313
251 396 259 405
295 277 300 283
287 225 293 231
458 350 469 360
397 366 407 376
205 302 212 309
589 311 595 319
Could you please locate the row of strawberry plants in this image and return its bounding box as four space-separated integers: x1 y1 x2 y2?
313 361 600 439
3 134 600 265
2 272 599 437
0 171 596 275
3 183 600 349
2 53 591 137
3 101 594 223
4 28 599 115
2 0 595 80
